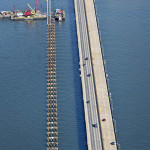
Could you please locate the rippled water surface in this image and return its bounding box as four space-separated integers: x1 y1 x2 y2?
95 0 150 149
0 0 87 150
1 0 150 149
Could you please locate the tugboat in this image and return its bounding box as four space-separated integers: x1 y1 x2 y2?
54 9 65 21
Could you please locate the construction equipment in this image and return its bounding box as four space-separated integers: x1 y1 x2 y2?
10 0 46 20
27 4 35 15
35 0 39 13
25 10 32 16
54 9 65 21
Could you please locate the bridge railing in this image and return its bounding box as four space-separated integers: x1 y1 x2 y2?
93 1 120 150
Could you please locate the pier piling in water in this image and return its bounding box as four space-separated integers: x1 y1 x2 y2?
47 15 58 150
47 0 58 149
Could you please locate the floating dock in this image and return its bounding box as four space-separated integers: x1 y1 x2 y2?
74 0 118 149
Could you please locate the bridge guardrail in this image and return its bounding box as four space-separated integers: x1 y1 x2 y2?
93 2 120 150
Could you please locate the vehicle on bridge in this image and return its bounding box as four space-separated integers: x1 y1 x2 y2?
86 100 90 104
87 74 91 77
85 57 88 60
111 142 115 145
92 123 97 128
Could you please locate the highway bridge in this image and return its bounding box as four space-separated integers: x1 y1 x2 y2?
46 0 118 149
74 0 118 149
74 0 102 149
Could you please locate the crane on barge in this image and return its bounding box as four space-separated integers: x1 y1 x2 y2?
35 0 39 13
25 0 39 17
11 0 46 20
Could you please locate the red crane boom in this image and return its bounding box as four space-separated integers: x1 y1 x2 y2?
35 0 39 13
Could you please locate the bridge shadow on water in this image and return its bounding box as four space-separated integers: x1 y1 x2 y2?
53 0 88 149
68 1 88 150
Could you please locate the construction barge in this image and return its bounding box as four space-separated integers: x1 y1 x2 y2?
0 10 46 20
0 0 65 21
0 0 47 21
11 11 47 21
0 10 66 21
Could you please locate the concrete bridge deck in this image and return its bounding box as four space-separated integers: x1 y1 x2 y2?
74 0 118 149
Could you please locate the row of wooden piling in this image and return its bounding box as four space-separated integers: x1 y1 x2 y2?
47 17 58 150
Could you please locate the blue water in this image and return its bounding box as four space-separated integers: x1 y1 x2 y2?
0 0 150 149
0 0 87 150
0 18 47 149
55 0 87 149
95 0 150 149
